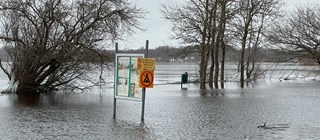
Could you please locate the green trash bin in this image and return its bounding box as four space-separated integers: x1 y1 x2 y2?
181 72 188 84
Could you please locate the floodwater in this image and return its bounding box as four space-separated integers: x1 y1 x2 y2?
0 62 320 139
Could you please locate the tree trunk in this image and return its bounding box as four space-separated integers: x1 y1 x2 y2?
14 58 60 94
249 14 265 80
208 1 218 89
219 0 227 89
220 42 225 89
16 71 41 94
240 44 246 88
240 0 253 88
209 48 214 89
199 60 207 89
199 0 210 89
214 42 220 89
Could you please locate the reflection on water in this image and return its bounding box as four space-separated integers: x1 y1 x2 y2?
0 62 320 139
1 81 320 139
0 91 154 139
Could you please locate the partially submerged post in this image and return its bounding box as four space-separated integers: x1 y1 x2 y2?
141 40 148 122
113 43 118 119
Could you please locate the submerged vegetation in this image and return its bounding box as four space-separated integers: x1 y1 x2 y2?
0 0 319 95
0 0 143 94
161 0 320 89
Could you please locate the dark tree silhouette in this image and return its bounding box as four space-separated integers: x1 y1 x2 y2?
0 0 143 94
268 5 320 65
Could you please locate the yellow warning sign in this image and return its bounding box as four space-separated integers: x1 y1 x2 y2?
137 58 155 70
139 70 154 88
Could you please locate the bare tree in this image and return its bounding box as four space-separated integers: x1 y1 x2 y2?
207 0 228 89
215 0 229 89
268 5 320 65
0 0 143 94
208 0 218 89
162 0 234 89
162 0 283 89
232 0 282 88
246 0 282 80
161 0 213 89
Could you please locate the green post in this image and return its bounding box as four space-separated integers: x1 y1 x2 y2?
181 72 188 90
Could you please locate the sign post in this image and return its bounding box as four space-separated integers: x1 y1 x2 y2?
141 40 148 122
113 40 154 123
113 43 118 119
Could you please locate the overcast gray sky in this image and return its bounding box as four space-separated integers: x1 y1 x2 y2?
121 0 319 50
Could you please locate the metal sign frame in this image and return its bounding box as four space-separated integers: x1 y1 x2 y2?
115 53 144 102
113 40 150 122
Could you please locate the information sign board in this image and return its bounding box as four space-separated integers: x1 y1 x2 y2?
137 58 156 70
115 54 144 100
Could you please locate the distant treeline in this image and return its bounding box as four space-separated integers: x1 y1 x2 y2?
118 45 306 63
1 45 314 64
